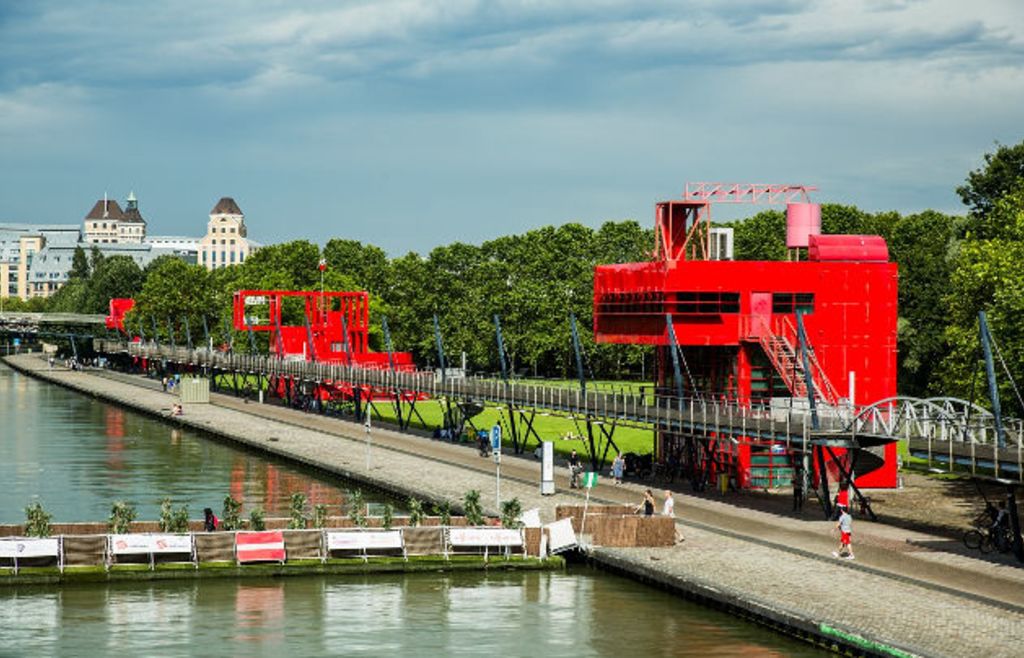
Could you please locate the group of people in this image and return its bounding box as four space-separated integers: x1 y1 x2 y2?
635 488 685 543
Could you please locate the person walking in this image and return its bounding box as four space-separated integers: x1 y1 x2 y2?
663 489 685 543
612 453 625 485
635 489 656 516
792 471 804 513
568 449 582 489
833 507 854 560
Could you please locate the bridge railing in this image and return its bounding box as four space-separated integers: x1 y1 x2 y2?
94 339 1022 450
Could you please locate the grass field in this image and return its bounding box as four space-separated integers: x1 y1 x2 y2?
206 373 656 458
368 397 655 458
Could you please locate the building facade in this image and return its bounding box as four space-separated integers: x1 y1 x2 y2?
197 197 260 270
1 193 261 301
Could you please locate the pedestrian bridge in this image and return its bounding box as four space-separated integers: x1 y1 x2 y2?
93 338 1024 478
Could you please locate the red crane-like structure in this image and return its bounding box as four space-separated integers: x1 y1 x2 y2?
594 182 899 495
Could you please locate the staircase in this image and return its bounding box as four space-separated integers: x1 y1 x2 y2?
754 316 840 406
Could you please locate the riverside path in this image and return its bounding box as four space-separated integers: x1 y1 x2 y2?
5 353 1024 658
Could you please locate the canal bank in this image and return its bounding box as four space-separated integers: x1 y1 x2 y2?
6 354 1024 657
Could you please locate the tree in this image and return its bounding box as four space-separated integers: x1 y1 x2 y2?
83 255 144 314
70 246 90 280
129 256 218 343
939 189 1024 414
729 210 786 261
957 141 1024 218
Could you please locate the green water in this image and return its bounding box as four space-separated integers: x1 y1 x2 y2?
0 569 824 657
0 362 825 656
0 363 378 524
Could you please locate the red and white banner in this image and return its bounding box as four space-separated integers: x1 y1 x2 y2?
327 530 403 551
0 538 60 559
449 527 523 548
110 534 193 555
236 531 285 563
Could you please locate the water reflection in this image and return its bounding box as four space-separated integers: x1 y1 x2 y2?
0 363 373 523
0 569 826 656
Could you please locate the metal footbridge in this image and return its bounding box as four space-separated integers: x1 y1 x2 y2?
93 339 1024 480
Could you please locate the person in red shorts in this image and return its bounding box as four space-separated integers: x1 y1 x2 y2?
833 507 854 560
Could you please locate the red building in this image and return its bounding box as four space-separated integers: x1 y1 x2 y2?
593 184 899 488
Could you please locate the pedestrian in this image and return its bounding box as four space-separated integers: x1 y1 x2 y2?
161 376 168 392
663 489 685 543
568 449 582 489
833 507 854 560
635 489 655 516
203 508 219 532
792 472 804 513
612 452 625 485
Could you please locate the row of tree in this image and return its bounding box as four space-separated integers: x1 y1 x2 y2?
8 142 1023 410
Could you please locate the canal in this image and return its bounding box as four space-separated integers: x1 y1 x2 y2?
1 362 826 656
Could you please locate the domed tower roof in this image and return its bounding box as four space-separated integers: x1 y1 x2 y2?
122 191 145 224
210 197 243 215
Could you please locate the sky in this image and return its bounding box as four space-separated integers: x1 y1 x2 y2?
1 0 1022 254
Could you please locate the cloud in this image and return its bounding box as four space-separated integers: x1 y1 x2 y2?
0 0 1021 250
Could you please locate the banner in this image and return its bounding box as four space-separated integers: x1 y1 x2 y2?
236 531 285 563
327 531 403 551
110 534 193 555
449 528 522 548
545 518 578 554
0 538 60 559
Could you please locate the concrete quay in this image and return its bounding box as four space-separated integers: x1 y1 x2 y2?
5 353 1024 657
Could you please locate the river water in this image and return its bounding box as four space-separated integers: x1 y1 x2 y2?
0 363 363 524
0 362 824 656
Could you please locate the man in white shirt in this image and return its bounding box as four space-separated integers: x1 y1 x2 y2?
833 508 854 560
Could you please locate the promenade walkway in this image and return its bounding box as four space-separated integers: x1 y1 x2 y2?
7 354 1024 657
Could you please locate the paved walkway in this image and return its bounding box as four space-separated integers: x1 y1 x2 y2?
8 354 1024 657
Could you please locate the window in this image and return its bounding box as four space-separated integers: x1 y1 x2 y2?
772 293 815 314
672 292 740 314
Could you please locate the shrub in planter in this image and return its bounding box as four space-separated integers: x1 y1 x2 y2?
109 501 137 534
500 498 523 529
432 500 452 526
347 489 366 528
463 490 484 526
381 502 394 530
289 492 308 529
313 504 329 529
249 507 266 531
221 495 243 531
24 501 52 538
407 497 424 527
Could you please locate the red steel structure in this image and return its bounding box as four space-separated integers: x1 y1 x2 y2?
594 183 899 489
231 289 412 370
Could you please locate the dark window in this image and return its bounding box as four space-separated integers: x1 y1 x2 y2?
772 293 815 314
673 292 740 314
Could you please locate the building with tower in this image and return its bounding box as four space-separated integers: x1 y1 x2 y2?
197 197 261 270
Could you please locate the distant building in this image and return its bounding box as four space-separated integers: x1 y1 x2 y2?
83 192 148 244
0 224 81 299
1 192 263 301
197 197 261 270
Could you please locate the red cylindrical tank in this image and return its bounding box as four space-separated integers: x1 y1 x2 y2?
785 203 821 248
808 234 889 262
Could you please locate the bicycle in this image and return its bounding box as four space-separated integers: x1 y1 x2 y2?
963 524 1012 554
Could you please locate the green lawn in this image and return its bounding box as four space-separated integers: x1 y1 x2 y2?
367 397 655 458
205 373 656 457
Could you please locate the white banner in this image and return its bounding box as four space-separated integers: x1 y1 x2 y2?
327 531 403 551
545 518 578 554
149 534 193 554
449 527 523 548
110 534 192 555
0 538 60 559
